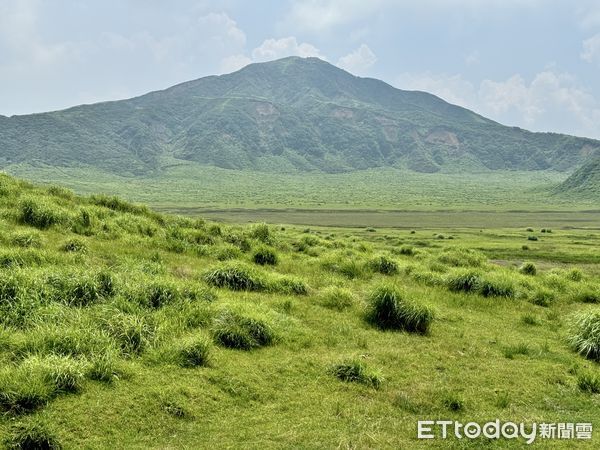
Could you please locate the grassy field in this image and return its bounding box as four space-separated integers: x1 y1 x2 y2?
7 163 597 211
0 173 599 448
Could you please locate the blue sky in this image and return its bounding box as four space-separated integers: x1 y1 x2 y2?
1 0 600 138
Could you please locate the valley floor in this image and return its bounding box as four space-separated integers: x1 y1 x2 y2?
0 174 599 449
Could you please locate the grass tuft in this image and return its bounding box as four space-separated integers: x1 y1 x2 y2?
329 359 382 389
568 311 600 361
365 285 433 333
212 311 275 350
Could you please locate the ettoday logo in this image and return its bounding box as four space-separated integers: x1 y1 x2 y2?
417 420 593 444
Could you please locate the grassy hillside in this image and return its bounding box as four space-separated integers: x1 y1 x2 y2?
1 57 599 179
0 173 599 448
557 156 600 197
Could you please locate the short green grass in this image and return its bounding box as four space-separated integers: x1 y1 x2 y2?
0 173 599 448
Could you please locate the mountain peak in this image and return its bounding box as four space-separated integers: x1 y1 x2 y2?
1 59 599 178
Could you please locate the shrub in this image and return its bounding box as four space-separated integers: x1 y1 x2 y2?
569 311 600 361
252 247 278 266
319 287 354 311
212 311 274 350
527 236 538 241
11 231 42 248
522 245 529 250
368 256 398 275
204 265 266 291
19 198 64 229
61 238 88 254
365 286 433 333
577 372 600 394
174 336 212 367
4 420 61 450
446 271 482 293
519 262 537 275
329 359 382 389
526 227 534 232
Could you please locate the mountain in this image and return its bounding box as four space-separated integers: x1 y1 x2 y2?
556 155 600 196
1 56 599 176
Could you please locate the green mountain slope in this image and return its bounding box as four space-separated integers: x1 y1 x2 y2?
1 57 599 176
556 155 600 196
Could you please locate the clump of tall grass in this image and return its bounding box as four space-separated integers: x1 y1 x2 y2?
321 257 365 279
61 238 88 254
365 286 433 333
329 359 382 389
571 286 600 304
10 231 43 248
437 248 486 267
3 419 61 450
139 280 181 308
272 277 308 295
569 311 600 361
212 311 275 350
203 264 266 291
368 255 398 275
396 245 415 256
98 311 155 356
19 197 66 229
47 185 74 200
478 274 516 298
89 194 152 217
566 268 584 282
446 270 482 293
0 365 54 414
46 272 104 307
21 355 86 394
172 336 212 367
519 262 537 275
319 287 355 311
249 223 271 243
213 244 242 261
527 235 538 241
529 288 556 307
252 246 278 266
577 372 600 394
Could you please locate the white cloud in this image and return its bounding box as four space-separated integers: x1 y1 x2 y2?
282 0 387 32
337 44 377 75
581 33 600 63
251 37 325 61
396 70 600 139
219 54 252 73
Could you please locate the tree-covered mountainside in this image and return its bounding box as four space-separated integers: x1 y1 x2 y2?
1 57 599 176
556 155 600 197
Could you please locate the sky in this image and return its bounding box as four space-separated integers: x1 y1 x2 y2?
1 0 600 139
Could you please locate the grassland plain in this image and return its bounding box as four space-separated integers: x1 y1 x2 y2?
0 173 599 449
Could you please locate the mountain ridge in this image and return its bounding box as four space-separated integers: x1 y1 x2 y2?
1 56 599 177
